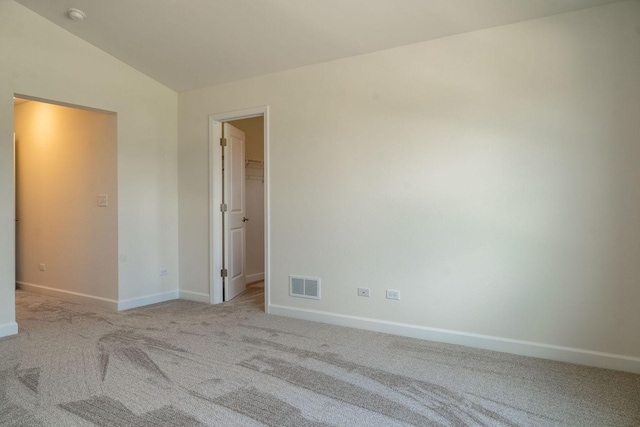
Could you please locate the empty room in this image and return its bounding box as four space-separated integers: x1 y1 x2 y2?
1 0 639 425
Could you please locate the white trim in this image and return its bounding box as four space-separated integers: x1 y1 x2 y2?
208 106 270 312
246 273 264 284
179 290 210 303
209 106 266 122
117 290 178 311
17 281 118 310
263 109 271 314
18 282 180 311
0 322 18 338
209 119 223 304
269 304 640 374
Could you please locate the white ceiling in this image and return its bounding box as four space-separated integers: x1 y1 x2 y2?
16 0 621 93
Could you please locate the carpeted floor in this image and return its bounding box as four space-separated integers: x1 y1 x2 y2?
1 283 639 426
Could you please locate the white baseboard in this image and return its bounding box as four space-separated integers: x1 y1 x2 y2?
17 281 118 310
179 290 210 303
0 322 18 338
18 282 180 312
117 291 179 311
269 304 640 374
246 273 264 284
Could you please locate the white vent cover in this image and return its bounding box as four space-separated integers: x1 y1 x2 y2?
289 275 321 300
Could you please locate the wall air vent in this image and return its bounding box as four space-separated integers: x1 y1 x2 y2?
289 275 321 300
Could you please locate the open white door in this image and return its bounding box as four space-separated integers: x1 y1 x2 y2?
223 123 247 301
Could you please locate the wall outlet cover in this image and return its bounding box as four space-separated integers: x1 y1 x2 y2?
357 288 370 297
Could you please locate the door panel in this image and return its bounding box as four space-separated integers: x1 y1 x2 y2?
230 136 244 211
230 228 244 278
223 123 246 301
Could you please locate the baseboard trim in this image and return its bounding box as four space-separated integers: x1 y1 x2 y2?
117 291 179 311
269 304 640 374
0 322 18 338
246 273 264 284
178 290 210 303
17 282 118 310
18 282 181 312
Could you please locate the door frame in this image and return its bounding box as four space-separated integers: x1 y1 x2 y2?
208 106 269 311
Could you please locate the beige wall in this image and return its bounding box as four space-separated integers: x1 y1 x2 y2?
0 0 178 334
14 101 118 300
179 1 640 368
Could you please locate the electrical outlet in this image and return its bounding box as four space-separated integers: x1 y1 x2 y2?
357 287 370 297
160 268 168 276
386 289 400 300
39 263 46 271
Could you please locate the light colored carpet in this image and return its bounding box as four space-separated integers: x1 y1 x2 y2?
1 284 639 426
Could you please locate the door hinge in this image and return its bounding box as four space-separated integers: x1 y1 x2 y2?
221 269 228 278
220 137 227 147
220 203 227 212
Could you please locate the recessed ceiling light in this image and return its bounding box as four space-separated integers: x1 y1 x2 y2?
67 8 86 21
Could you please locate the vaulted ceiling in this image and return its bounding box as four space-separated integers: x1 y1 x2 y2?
16 0 621 92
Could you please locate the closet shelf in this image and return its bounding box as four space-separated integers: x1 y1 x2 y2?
245 158 263 168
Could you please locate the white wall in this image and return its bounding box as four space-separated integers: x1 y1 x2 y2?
0 0 178 331
14 101 118 301
179 1 640 369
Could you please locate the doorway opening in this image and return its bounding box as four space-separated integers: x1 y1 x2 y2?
208 107 269 311
13 95 118 307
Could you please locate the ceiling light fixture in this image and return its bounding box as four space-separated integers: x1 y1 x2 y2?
67 8 86 21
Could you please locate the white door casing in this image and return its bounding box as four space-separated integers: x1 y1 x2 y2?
223 123 246 301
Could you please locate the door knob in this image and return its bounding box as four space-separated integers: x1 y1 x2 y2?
242 217 249 222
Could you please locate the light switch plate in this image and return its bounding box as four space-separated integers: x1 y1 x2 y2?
386 289 401 300
97 194 108 207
